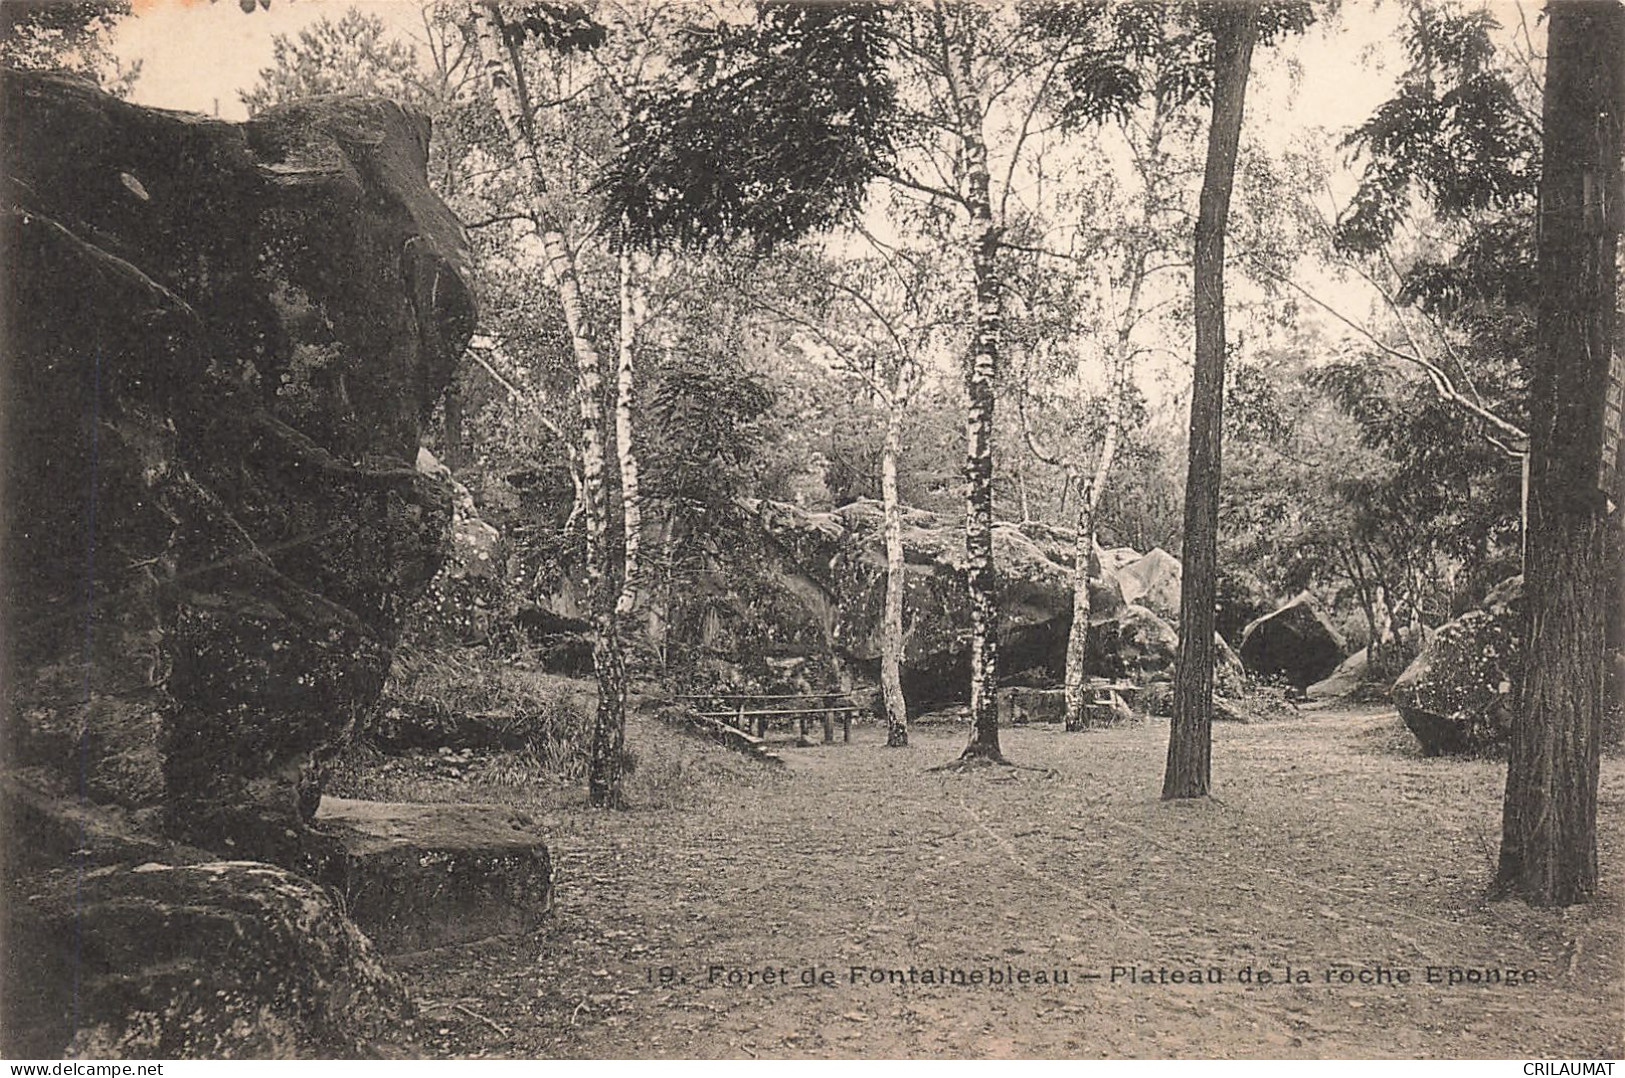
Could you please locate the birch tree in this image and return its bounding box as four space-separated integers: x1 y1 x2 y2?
873 2 1104 765
470 1 630 807
752 249 954 746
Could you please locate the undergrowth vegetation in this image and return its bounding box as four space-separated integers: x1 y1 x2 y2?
329 644 598 793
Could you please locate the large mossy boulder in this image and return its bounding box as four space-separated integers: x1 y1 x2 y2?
1392 576 1523 755
1239 593 1346 689
2 70 475 858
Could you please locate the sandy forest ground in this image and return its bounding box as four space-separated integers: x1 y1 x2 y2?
349 699 1624 1059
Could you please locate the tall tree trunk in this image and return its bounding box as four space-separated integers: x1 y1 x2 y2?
942 13 1004 762
473 3 626 807
1063 492 1096 729
882 392 910 747
615 232 644 624
1496 0 1623 906
1063 342 1128 728
1162 2 1259 800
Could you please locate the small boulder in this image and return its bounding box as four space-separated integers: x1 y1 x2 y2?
1309 647 1370 700
1240 593 1346 688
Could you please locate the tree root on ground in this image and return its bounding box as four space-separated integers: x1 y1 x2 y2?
927 752 1056 777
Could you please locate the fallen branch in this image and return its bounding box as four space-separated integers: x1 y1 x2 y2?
455 1003 510 1037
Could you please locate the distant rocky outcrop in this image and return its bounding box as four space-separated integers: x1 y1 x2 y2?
1239 593 1346 689
2 70 478 1054
1392 576 1523 755
728 499 1103 708
673 500 1243 714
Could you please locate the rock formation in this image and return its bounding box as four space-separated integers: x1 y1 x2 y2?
1117 546 1183 621
3 69 474 855
2 70 476 1055
707 499 1126 709
653 499 1248 714
1239 592 1346 689
1392 576 1523 755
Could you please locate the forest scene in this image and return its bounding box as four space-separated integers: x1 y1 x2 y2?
0 0 1621 1060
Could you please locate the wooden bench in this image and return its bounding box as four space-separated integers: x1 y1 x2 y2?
1070 679 1139 731
675 691 867 745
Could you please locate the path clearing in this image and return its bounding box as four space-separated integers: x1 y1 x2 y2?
386 705 1624 1059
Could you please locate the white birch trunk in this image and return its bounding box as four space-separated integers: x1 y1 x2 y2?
881 400 909 747
473 3 626 807
615 236 644 623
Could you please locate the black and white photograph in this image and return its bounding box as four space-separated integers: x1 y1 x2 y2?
0 0 1620 1061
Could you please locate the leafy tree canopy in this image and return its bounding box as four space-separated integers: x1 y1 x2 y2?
1024 0 1315 128
600 2 898 252
1335 1 1537 254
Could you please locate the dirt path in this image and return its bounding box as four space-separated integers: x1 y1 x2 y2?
390 705 1624 1059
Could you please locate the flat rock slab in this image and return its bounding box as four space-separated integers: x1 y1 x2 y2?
315 798 552 954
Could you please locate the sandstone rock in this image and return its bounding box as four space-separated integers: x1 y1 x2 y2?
3 860 406 1058
1082 600 1243 687
2 71 474 858
409 448 509 647
1309 646 1371 700
1099 545 1145 574
315 798 553 954
1117 547 1182 620
1090 603 1179 680
672 500 1248 712
1239 593 1346 689
1215 634 1249 698
1392 577 1523 755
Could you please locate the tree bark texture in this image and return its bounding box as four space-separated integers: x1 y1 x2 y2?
882 392 910 747
942 14 1004 761
615 236 644 624
473 3 627 807
1163 2 1259 800
1496 0 1623 906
